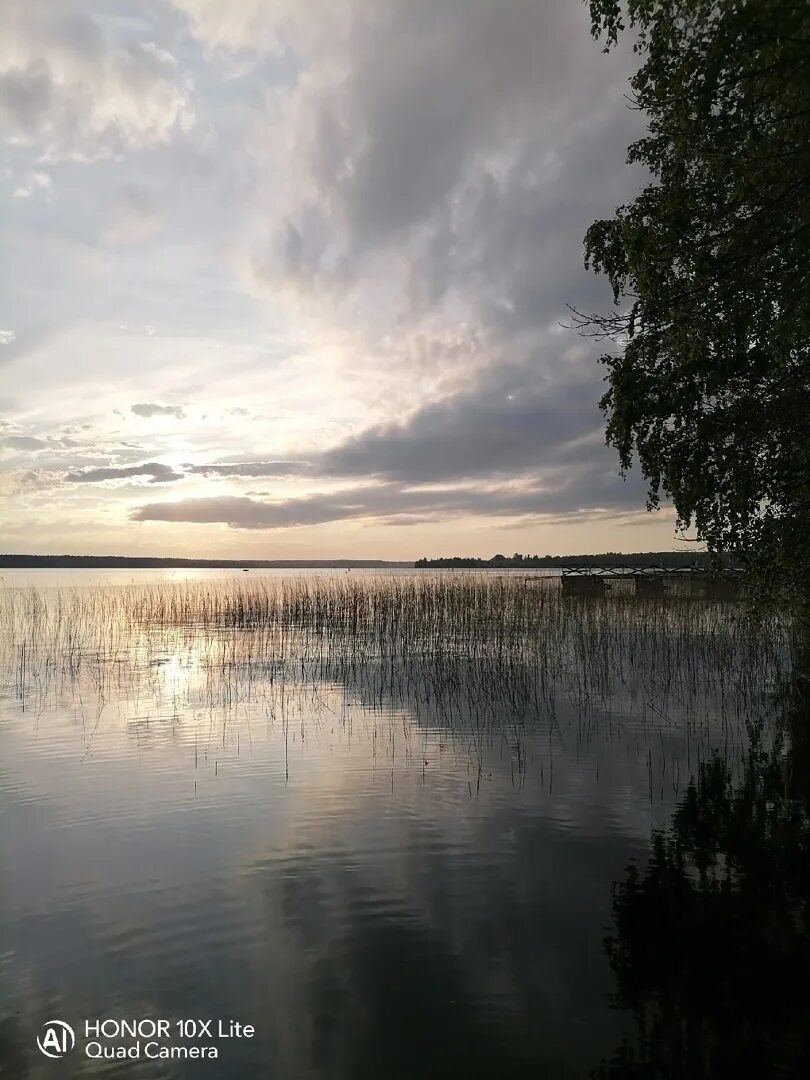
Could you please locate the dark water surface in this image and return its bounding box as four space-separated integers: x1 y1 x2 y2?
0 571 799 1077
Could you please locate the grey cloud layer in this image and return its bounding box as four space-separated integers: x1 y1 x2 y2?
185 461 311 478
318 359 608 483
254 0 638 337
128 347 649 529
68 462 183 484
131 403 186 419
61 459 310 485
95 351 641 524
4 435 48 450
133 470 647 531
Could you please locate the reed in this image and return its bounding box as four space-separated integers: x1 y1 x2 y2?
0 576 788 755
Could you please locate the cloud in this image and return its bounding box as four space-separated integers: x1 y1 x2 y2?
240 0 637 338
0 468 64 495
0 331 16 346
185 460 310 478
102 186 162 246
3 434 48 450
212 0 647 528
0 2 665 551
237 3 656 523
132 467 647 531
131 403 186 419
0 0 194 162
133 492 372 529
169 0 316 57
316 356 608 484
12 170 51 199
68 462 183 484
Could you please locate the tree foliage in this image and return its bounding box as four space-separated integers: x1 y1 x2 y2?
580 0 810 602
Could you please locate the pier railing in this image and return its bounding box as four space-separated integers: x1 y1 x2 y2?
551 565 743 598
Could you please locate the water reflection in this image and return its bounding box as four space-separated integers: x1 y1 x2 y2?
595 675 810 1079
0 574 794 1077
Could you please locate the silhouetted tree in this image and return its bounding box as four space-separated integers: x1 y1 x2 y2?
579 0 810 613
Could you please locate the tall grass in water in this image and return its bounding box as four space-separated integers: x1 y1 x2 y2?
0 576 789 735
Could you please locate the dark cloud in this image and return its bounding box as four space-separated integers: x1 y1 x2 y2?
132 492 372 528
0 68 52 135
185 460 311 478
126 352 649 527
131 403 186 419
317 356 611 484
68 462 183 484
3 433 82 453
258 0 640 337
291 2 628 252
132 467 647 531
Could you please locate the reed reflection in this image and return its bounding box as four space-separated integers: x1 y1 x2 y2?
0 575 796 1078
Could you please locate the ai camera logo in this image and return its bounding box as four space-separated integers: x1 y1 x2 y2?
37 1020 76 1059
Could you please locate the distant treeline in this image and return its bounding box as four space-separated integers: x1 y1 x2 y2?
1 552 742 571
415 551 736 569
0 555 412 569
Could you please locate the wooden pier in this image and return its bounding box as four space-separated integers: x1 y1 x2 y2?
556 564 743 599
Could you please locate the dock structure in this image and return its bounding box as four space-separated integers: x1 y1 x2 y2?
561 575 607 597
633 575 667 598
557 564 743 599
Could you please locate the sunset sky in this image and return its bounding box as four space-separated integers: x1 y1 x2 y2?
0 0 683 559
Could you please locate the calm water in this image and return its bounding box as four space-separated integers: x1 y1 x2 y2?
0 571 800 1077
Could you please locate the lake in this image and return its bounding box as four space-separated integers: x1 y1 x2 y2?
0 570 802 1077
